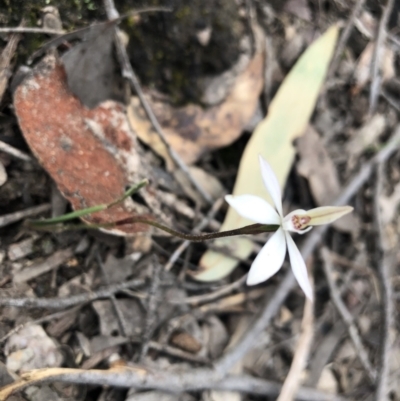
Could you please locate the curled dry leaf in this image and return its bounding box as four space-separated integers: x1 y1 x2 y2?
127 51 264 169
13 55 156 235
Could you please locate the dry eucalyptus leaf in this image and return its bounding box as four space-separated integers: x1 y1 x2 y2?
127 51 264 169
13 55 157 236
296 126 358 233
5 325 63 373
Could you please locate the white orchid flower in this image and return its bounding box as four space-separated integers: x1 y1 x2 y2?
225 155 353 300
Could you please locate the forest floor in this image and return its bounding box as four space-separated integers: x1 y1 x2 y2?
0 0 400 400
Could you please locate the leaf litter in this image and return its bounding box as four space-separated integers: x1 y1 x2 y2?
1 1 400 401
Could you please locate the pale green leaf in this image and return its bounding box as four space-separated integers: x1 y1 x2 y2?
194 25 339 281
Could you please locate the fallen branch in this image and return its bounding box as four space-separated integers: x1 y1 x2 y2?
0 366 345 401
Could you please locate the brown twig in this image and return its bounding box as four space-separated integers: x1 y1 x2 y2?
214 126 400 375
165 197 225 271
321 247 376 382
138 256 162 361
102 0 213 204
369 0 395 115
373 160 395 401
0 278 145 309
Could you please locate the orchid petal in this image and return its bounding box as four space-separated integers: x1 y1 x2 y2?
247 227 286 285
285 232 313 300
225 194 280 224
306 206 354 226
258 155 283 216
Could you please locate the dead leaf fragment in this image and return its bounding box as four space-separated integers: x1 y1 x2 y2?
13 55 154 235
170 332 202 354
0 161 7 187
352 42 395 95
128 51 264 168
61 24 124 108
316 366 338 394
5 325 63 373
92 299 144 337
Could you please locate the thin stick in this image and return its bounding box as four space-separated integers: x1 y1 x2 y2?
0 27 64 35
138 256 162 360
321 247 376 382
0 278 145 309
214 126 400 375
102 0 213 204
0 204 51 228
374 160 394 401
165 197 224 271
327 0 365 79
183 275 247 306
277 277 314 401
369 0 395 115
95 251 130 338
0 140 32 162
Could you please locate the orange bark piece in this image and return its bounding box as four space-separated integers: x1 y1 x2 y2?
13 55 151 234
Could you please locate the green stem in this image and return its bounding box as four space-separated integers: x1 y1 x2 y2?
30 179 149 226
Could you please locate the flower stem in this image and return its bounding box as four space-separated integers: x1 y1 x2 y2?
113 217 279 241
